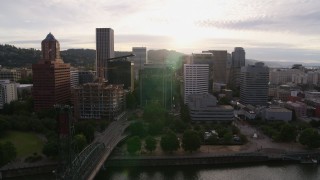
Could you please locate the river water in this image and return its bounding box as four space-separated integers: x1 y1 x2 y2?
95 163 320 180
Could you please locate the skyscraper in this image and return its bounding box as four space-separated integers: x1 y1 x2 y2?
202 50 228 84
32 33 70 111
96 28 114 81
230 47 246 88
184 64 209 104
240 62 269 106
191 53 214 92
131 47 147 80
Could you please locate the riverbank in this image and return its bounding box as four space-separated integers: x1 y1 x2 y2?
105 150 320 168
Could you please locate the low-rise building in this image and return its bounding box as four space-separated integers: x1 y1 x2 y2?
285 101 307 118
264 106 292 121
188 93 234 122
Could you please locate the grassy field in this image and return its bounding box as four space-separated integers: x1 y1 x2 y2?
0 131 45 158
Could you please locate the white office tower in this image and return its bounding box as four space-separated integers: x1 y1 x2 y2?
240 62 269 106
70 70 79 88
0 80 18 109
132 47 147 80
184 64 209 104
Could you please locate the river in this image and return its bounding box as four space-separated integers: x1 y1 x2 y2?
94 163 320 180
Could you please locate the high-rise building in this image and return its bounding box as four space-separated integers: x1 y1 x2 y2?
202 50 228 84
131 47 147 80
183 64 209 104
191 53 214 92
96 28 114 81
240 62 269 106
140 64 174 109
0 80 18 109
70 70 79 89
72 28 125 120
32 33 70 111
230 47 246 88
108 60 134 90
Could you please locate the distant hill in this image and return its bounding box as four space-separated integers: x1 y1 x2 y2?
0 44 186 68
0 44 40 68
148 49 185 64
0 44 96 68
60 49 95 68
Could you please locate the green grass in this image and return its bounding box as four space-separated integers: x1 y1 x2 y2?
0 131 45 158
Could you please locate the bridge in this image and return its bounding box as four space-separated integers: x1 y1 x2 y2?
62 112 131 180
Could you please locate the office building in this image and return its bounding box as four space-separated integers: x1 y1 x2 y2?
188 93 234 122
184 64 209 104
70 70 79 88
108 59 134 90
140 64 174 109
0 80 18 109
230 47 245 88
240 62 269 106
32 33 70 111
132 47 147 80
96 28 114 81
192 53 214 92
0 69 21 82
79 71 96 84
203 50 228 84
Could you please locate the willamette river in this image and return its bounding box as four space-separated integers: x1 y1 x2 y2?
94 163 320 180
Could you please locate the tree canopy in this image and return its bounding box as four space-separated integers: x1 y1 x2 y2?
126 136 141 154
145 136 157 152
299 128 320 149
0 141 17 167
182 130 201 152
160 131 180 153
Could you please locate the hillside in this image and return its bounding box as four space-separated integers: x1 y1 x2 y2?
0 44 40 68
0 44 186 68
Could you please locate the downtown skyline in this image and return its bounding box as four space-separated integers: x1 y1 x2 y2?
1 0 320 63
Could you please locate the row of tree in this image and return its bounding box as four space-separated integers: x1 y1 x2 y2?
126 129 201 154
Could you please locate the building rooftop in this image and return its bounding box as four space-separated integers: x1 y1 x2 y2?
44 32 56 41
266 106 291 113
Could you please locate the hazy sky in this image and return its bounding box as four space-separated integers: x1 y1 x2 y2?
1 0 320 63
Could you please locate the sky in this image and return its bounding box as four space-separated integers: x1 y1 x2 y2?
1 0 320 63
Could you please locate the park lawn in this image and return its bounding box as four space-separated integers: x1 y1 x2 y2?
0 131 45 158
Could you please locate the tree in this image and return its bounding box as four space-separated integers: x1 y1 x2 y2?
223 132 233 144
145 136 157 152
143 103 167 122
299 128 320 149
180 104 191 122
182 130 201 152
74 134 87 153
160 131 180 153
277 124 297 142
129 121 147 137
148 120 164 136
126 136 141 154
0 119 9 136
0 141 17 166
42 139 59 157
75 121 95 143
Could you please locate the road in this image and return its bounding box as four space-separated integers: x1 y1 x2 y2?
87 112 132 180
